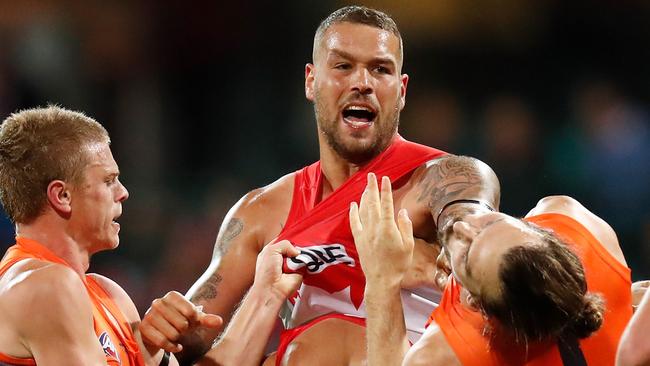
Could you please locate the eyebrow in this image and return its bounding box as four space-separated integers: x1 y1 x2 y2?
328 49 396 66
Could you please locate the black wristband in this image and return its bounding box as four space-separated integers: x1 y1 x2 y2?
436 199 495 228
159 351 170 366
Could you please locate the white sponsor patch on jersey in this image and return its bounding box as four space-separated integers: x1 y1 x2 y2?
286 244 355 274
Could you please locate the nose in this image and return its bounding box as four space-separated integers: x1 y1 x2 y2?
116 180 129 202
351 67 373 95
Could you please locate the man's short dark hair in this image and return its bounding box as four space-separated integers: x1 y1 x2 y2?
313 5 403 63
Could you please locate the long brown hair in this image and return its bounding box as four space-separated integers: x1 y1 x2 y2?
479 225 604 344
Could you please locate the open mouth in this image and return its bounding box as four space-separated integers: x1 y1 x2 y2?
342 105 377 128
112 213 121 229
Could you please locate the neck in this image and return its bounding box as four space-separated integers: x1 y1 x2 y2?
317 136 372 198
317 133 398 197
16 215 91 276
320 152 362 198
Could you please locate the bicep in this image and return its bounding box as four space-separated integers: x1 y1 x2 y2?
186 191 269 320
418 155 501 229
20 269 107 365
186 217 260 319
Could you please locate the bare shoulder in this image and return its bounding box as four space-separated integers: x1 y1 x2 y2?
87 273 140 324
526 195 627 266
238 172 295 214
1 262 109 363
0 261 86 352
3 260 87 311
3 261 94 334
403 322 460 366
230 172 296 247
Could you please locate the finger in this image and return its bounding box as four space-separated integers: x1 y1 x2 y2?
361 173 380 223
197 313 224 329
349 202 363 239
162 291 202 322
151 296 195 331
139 321 183 353
271 240 301 257
146 302 190 341
397 209 415 251
284 273 304 294
380 176 395 222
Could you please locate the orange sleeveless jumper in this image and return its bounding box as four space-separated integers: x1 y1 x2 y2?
429 213 632 365
0 237 144 365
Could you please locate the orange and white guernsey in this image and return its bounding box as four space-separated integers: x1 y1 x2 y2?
429 213 633 365
0 237 144 366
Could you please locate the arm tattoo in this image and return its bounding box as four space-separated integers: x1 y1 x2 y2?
190 273 223 303
189 217 243 304
417 155 500 231
177 218 244 363
417 156 485 207
213 217 243 258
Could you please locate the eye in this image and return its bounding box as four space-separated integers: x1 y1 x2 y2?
334 63 351 70
374 66 392 74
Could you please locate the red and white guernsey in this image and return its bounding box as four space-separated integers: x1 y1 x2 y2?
278 136 446 342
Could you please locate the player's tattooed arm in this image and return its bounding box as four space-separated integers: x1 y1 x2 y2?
417 155 500 233
172 216 246 364
188 217 243 305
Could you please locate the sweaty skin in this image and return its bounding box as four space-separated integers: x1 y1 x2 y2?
139 19 499 365
0 137 186 366
356 188 629 366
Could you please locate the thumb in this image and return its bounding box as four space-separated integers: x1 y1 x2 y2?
397 209 415 252
198 313 224 329
280 273 303 296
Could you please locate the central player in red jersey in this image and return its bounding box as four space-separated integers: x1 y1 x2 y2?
140 6 500 365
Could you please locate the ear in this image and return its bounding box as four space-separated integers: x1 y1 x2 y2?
465 292 481 312
47 180 73 215
305 63 316 102
399 73 409 110
452 221 477 240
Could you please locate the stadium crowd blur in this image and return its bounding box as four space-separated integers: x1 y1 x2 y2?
0 0 648 313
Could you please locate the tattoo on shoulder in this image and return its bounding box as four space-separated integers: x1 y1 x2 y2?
190 272 223 303
417 157 485 207
213 217 244 257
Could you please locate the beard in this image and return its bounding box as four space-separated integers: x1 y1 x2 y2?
314 90 400 165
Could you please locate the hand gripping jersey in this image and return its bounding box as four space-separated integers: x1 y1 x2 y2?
278 136 446 343
429 213 633 366
0 237 144 366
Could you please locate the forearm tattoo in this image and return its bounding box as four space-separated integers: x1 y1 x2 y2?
190 273 223 303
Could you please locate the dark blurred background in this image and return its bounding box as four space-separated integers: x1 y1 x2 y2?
0 0 648 313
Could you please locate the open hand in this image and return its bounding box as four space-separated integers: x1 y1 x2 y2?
349 173 415 288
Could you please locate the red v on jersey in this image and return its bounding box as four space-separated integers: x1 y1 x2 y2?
278 136 445 309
